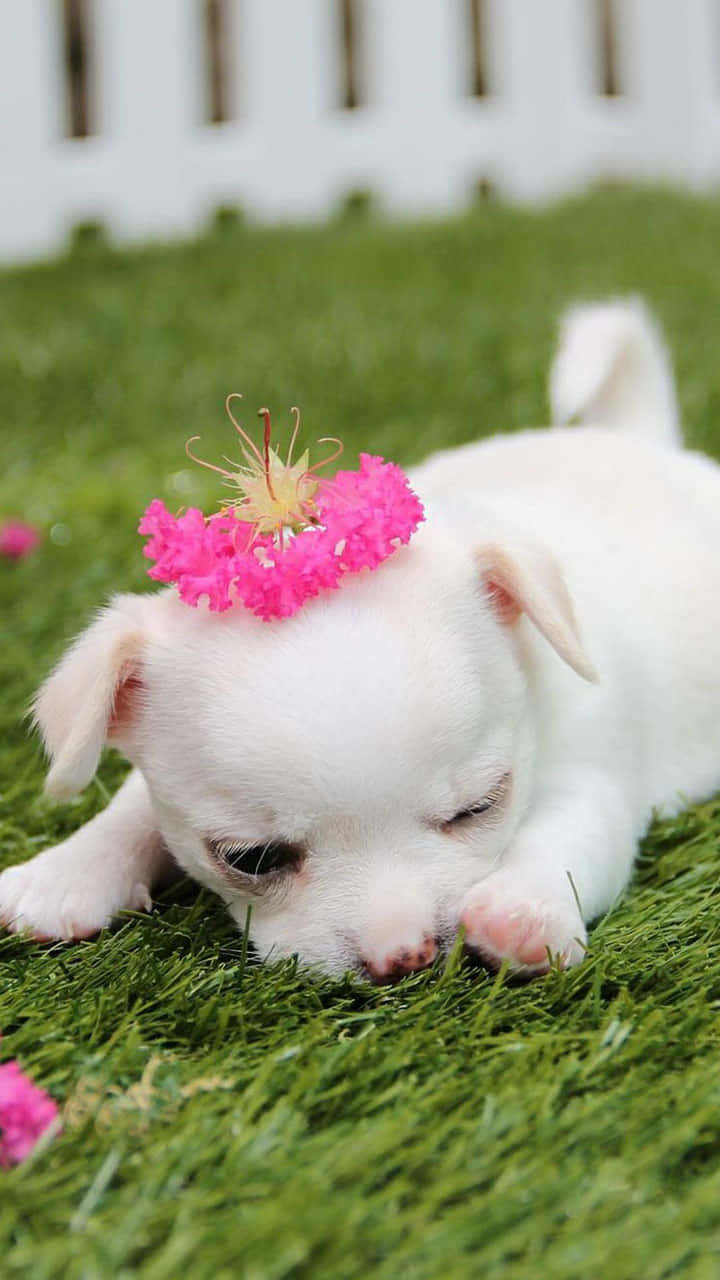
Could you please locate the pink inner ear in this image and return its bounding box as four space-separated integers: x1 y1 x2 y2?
108 668 143 737
484 573 522 626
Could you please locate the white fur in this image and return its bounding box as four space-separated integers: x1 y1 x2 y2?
3 299 719 978
549 297 680 443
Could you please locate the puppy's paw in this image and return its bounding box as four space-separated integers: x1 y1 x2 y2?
459 873 587 974
0 845 152 942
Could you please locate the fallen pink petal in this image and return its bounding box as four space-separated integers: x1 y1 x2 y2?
0 1060 60 1167
0 521 41 560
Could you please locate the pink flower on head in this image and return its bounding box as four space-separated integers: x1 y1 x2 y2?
139 501 244 613
0 521 40 560
0 1060 59 1167
140 399 425 621
140 453 424 621
319 454 423 570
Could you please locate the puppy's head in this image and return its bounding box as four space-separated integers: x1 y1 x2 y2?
33 526 593 978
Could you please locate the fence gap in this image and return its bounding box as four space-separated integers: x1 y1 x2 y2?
596 0 621 96
204 0 233 123
62 0 94 137
468 0 489 98
340 0 363 109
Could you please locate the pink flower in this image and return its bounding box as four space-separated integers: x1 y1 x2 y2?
0 521 40 560
139 454 424 621
0 1060 59 1167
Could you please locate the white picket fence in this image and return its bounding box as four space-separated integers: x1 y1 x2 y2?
2 0 720 264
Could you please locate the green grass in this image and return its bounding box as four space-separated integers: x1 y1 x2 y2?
3 187 720 1278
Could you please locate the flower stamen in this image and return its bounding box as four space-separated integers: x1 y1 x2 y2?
185 397 345 543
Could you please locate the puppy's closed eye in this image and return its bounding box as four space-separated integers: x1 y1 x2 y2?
449 800 496 822
440 772 511 832
206 838 303 878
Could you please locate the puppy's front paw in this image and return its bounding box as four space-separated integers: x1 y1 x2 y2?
0 846 152 942
460 873 587 974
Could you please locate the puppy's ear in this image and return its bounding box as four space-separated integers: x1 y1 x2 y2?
477 542 597 682
33 594 151 799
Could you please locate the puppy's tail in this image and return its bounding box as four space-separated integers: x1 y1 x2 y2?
549 298 681 445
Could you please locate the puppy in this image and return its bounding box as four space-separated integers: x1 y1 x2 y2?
3 300 719 982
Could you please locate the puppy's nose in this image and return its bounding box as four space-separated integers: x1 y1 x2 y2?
363 936 438 984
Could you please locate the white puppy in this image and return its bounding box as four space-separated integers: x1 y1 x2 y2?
3 300 719 981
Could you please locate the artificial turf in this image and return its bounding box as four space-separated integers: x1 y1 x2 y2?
2 187 720 1278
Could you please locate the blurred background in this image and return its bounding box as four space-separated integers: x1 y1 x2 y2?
2 0 720 259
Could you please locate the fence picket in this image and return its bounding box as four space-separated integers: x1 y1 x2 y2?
1 0 720 261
